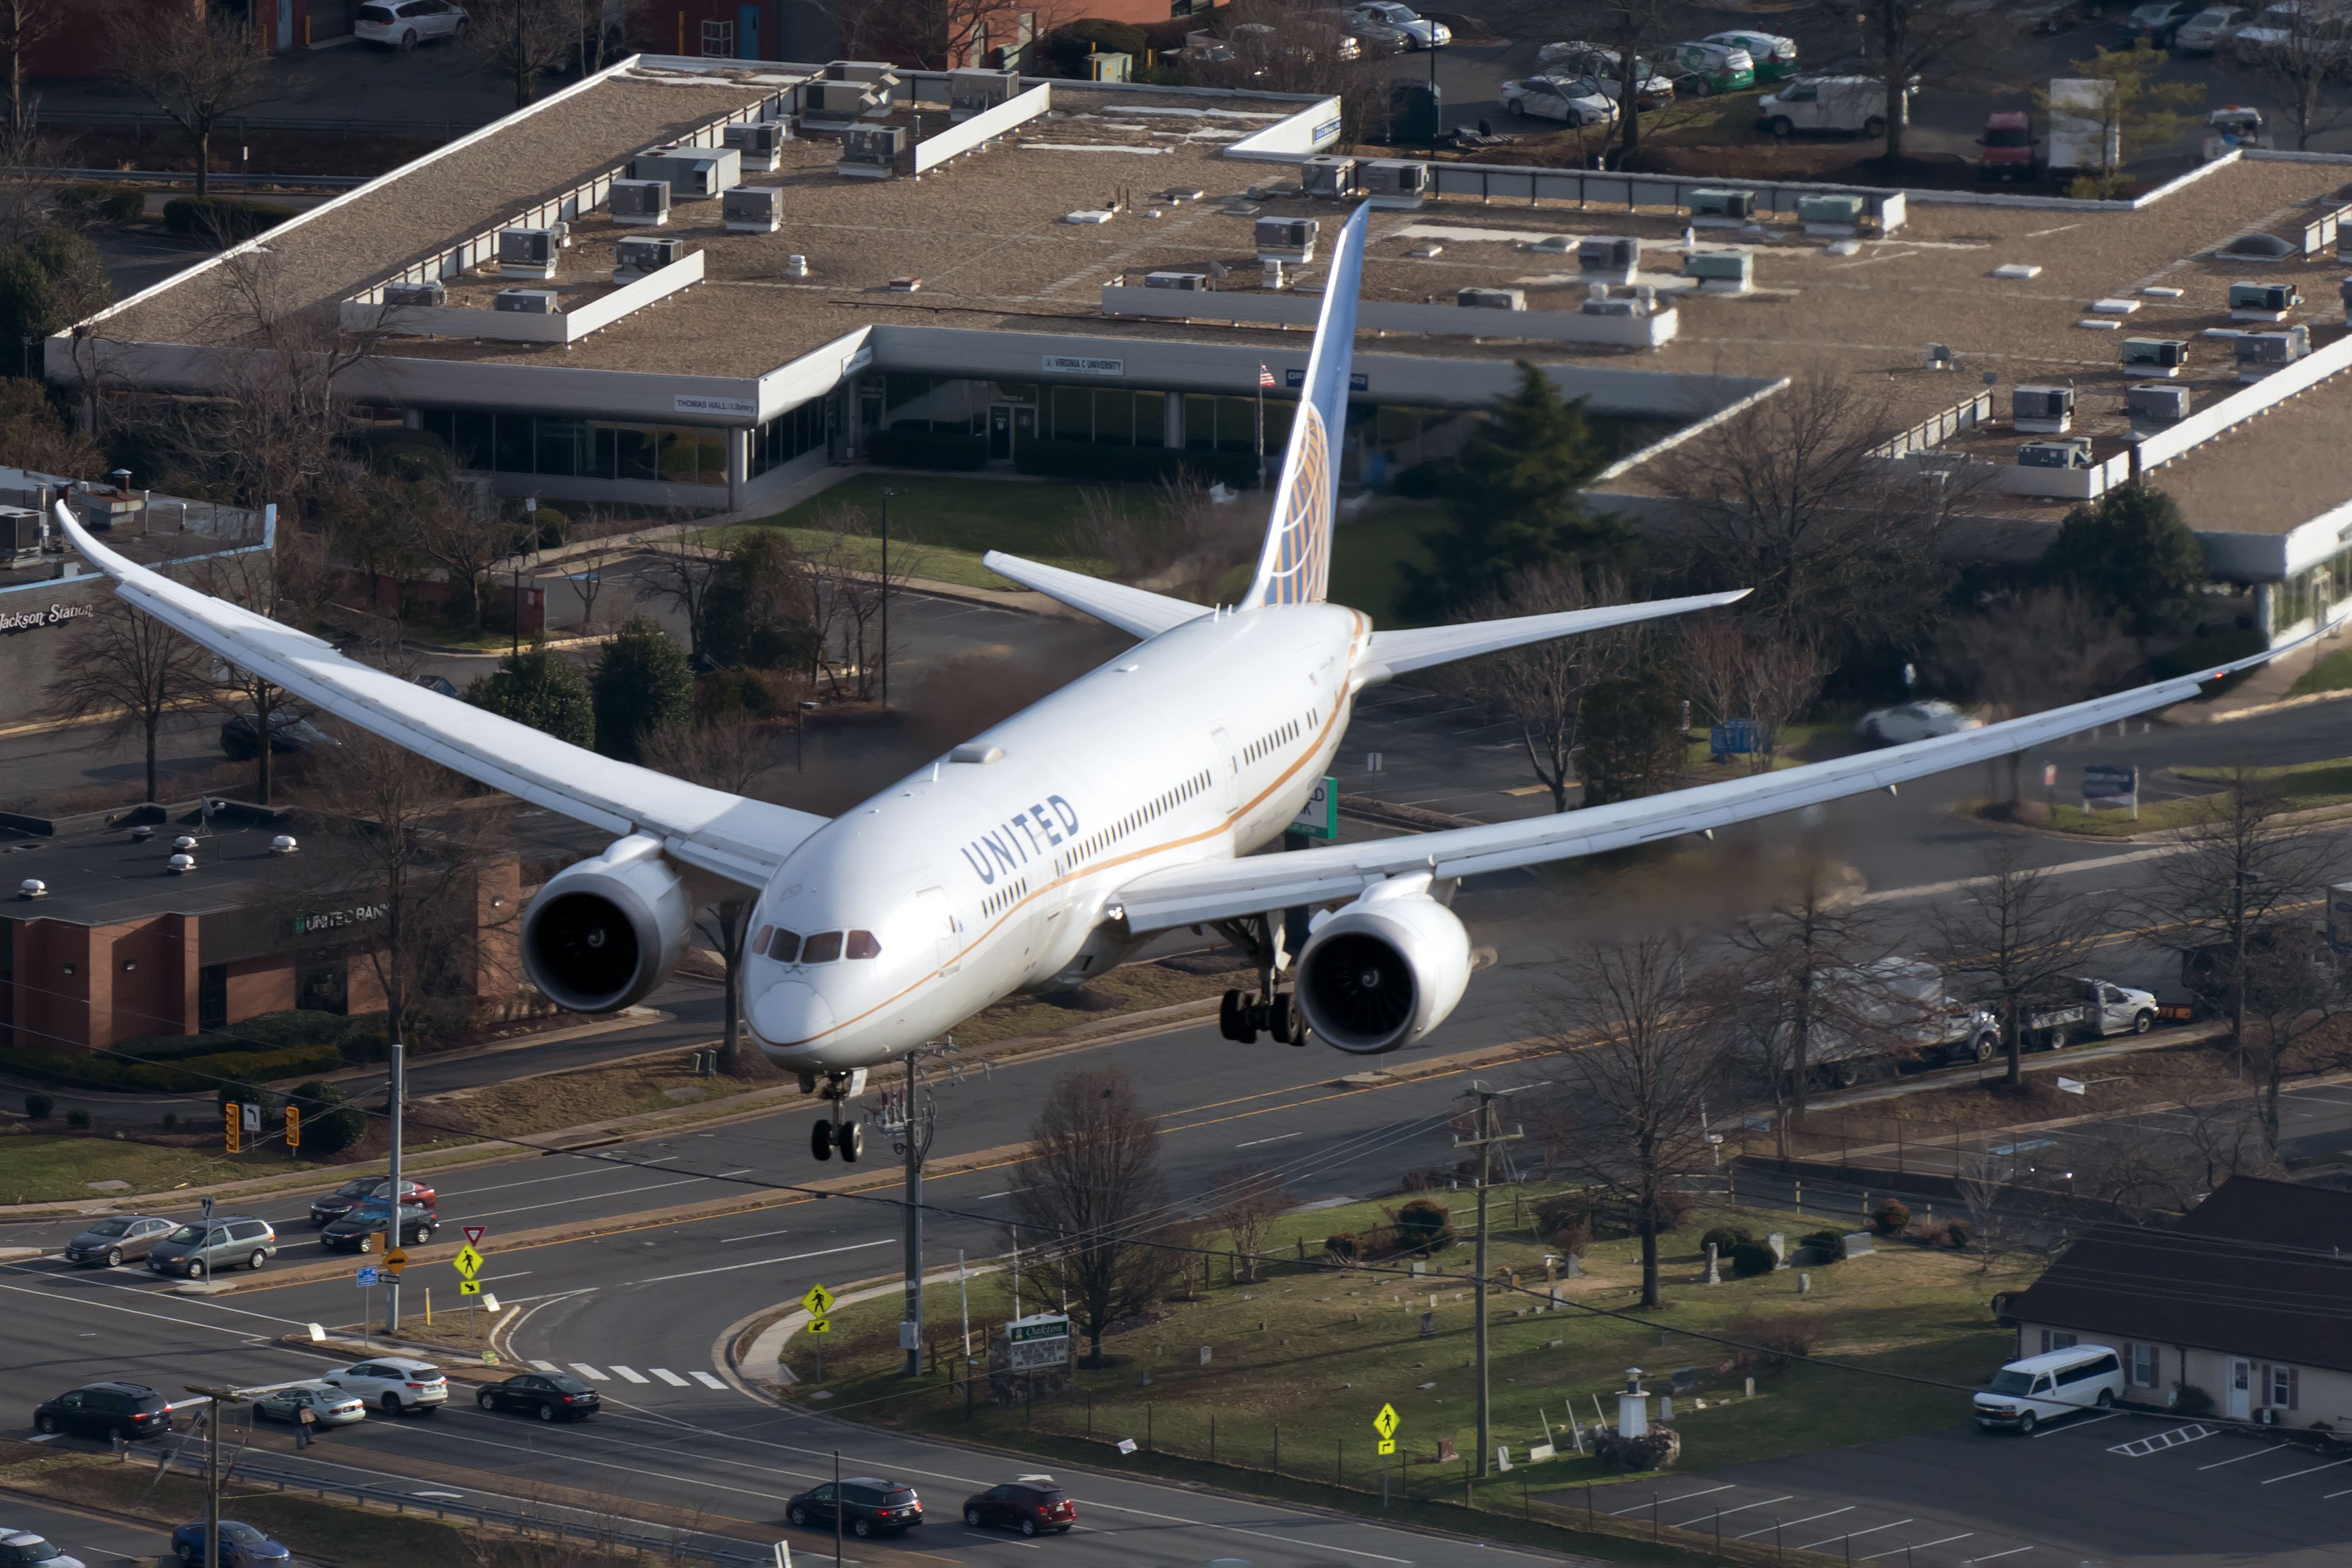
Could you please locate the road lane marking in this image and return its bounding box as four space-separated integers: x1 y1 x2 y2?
691 1372 726 1390
1964 1548 2034 1562
652 1368 689 1387
611 1366 650 1384
1234 1131 1302 1148
529 1361 560 1372
465 1176 716 1223
570 1364 609 1381
640 1239 890 1284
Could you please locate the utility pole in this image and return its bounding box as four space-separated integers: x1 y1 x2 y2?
879 487 892 710
186 1384 250 1568
1454 1084 1523 1482
385 1029 404 1333
882 1045 940 1377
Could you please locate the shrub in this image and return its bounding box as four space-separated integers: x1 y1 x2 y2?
1914 1217 1952 1248
54 182 147 226
1593 1425 1682 1470
593 615 694 762
64 1108 89 1130
116 1010 350 1061
2151 624 2266 683
162 196 295 240
1700 1225 1752 1257
2170 1382 2215 1416
1545 1215 1590 1259
1324 1232 1360 1260
866 427 989 471
529 506 567 549
1871 1199 1910 1236
23 1092 52 1119
467 644 596 748
1728 1242 1777 1278
1724 1312 1819 1373
1534 1193 1590 1248
1800 1228 1845 1264
1943 1218 1974 1249
14 1048 340 1095
1392 1196 1455 1255
161 1111 179 1131
286 1080 366 1156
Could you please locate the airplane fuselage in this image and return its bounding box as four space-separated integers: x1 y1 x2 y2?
742 602 1369 1071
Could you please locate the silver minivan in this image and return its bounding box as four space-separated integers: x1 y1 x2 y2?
1974 1345 2125 1433
146 1216 277 1279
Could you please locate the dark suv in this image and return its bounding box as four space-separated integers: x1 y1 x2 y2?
34 1381 173 1442
962 1478 1076 1536
786 1478 922 1539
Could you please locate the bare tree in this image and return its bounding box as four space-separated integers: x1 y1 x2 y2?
45 593 208 803
1204 1164 1290 1284
1538 934 1728 1309
465 0 576 109
0 0 61 134
1009 1065 1185 1363
1953 1144 2012 1274
2236 15 2347 149
1727 859 1886 1156
103 0 273 199
1849 0 1987 166
1062 475 1255 604
192 548 301 806
1927 842 2110 1087
565 540 623 632
1452 563 1640 812
1679 618 1828 775
1932 586 2138 810
2239 927 2352 1147
419 488 518 634
636 531 720 665
838 0 1077 69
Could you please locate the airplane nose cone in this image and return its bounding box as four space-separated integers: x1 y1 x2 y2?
751 981 836 1046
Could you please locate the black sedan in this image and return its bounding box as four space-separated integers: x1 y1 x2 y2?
309 1176 437 1227
319 1199 438 1253
963 1477 1076 1536
476 1372 600 1422
219 710 335 761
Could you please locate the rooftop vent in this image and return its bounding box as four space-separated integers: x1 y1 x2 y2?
494 288 559 314
1581 295 1641 318
497 226 559 279
2217 231 2296 260
1577 235 1640 283
172 835 197 851
16 877 42 899
1689 187 1756 221
1254 216 1317 263
2122 337 2188 376
1685 250 1753 292
166 852 195 874
608 178 671 226
2229 281 2300 319
615 235 689 280
2127 383 2191 422
632 145 741 199
270 835 298 855
2012 383 2075 434
2237 325 2311 379
950 742 1005 764
723 185 782 234
1361 159 1428 200
1144 271 1209 291
722 120 789 171
131 825 154 842
947 67 1020 121
1796 193 1867 235
2018 437 2093 469
384 279 447 308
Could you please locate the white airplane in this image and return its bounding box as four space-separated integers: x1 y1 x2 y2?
61 204 2308 1164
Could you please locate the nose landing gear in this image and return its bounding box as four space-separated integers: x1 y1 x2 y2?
805 1071 868 1163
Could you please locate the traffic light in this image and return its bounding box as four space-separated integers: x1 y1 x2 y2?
285 1105 300 1150
223 1102 240 1154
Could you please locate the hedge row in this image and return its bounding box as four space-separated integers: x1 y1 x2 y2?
13 1041 345 1094
54 182 147 225
115 1008 362 1062
866 427 989 471
162 196 297 240
1014 438 1259 489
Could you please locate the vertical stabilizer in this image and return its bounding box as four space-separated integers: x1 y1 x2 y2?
1243 202 1370 608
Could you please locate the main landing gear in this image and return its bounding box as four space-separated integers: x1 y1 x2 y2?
802 1071 866 1163
1212 911 1308 1046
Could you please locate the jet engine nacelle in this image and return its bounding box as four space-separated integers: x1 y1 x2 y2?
520 835 694 1014
1294 877 1471 1054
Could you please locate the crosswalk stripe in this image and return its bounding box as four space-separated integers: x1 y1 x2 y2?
611 1365 650 1384
690 1371 726 1390
570 1363 609 1382
529 1361 560 1373
650 1368 689 1386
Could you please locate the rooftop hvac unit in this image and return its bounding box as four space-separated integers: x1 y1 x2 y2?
1083 51 1132 81
0 505 39 563
2229 281 2300 319
2121 337 2188 377
723 185 782 233
2018 438 2093 469
1684 250 1753 293
1362 159 1428 201
632 145 741 199
722 120 788 172
825 59 899 82
1144 271 1210 291
609 178 671 226
838 124 906 178
804 80 885 120
494 288 559 314
1457 286 1525 310
1262 258 1288 291
2237 325 2310 379
1577 235 1640 284
947 67 1019 121
2011 383 2075 434
1689 187 1756 221
1301 155 1357 198
382 279 447 308
614 235 689 279
1581 295 1641 317
1255 216 1318 263
2126 383 2191 422
497 226 558 279
1796 192 1867 235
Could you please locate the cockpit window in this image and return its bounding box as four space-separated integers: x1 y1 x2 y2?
753 925 772 953
765 928 801 962
845 930 882 960
801 931 843 964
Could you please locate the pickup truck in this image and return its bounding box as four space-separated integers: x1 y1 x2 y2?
2023 977 2158 1048
1757 956 2002 1089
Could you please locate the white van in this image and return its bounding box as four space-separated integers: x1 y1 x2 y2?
1754 75 1907 138
1974 1345 2125 1433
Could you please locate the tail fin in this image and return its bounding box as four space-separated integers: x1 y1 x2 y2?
1243 202 1370 609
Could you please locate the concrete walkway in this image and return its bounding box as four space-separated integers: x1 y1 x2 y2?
2166 621 2351 725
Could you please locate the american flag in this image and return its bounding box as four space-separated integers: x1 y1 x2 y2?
1258 363 1277 388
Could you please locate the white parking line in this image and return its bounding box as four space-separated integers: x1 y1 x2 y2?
1964 1548 2034 1564
2326 1484 2352 1500
1677 1495 1792 1528
2199 1445 2282 1470
570 1363 609 1381
2032 1411 2124 1437
690 1371 726 1390
650 1368 689 1387
1610 1483 1731 1516
610 1366 650 1384
2262 1454 2352 1484
1863 1533 1972 1561
1736 1506 1850 1541
1799 1519 1911 1552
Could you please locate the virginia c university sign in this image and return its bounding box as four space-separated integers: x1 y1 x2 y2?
0 603 92 635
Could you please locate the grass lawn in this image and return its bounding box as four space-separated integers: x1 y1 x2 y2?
713 474 1158 588
2287 646 2352 697
0 1135 325 1204
792 1191 2033 1500
1328 499 1438 629
1986 754 2352 837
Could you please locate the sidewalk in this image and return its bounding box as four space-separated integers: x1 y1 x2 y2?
2165 622 2351 725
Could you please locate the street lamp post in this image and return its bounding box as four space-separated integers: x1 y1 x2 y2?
1427 31 1443 153
880 1045 941 1377
879 487 892 710
385 1029 404 1332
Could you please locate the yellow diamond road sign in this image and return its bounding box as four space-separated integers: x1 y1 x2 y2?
802 1283 836 1318
1373 1403 1400 1441
383 1248 408 1271
452 1244 484 1279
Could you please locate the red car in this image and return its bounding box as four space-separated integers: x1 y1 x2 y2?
962 1477 1075 1537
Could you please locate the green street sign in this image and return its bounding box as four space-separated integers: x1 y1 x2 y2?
1290 775 1338 840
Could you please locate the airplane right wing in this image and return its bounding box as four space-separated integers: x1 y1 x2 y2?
1110 629 2325 933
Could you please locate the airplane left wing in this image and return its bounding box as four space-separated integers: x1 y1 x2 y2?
60 505 825 888
1110 633 2318 933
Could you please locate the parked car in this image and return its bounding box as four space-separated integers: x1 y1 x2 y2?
218 710 334 761
319 1198 438 1253
33 1382 173 1443
2233 0 2352 61
168 1524 289 1568
250 1381 366 1428
962 1477 1076 1537
1703 29 1800 80
2121 0 2202 43
354 0 468 48
320 1358 448 1415
1344 2 1447 48
2204 102 2273 155
476 1372 602 1422
0 1532 84 1568
1974 1345 2123 1433
146 1216 276 1278
309 1176 436 1227
1498 75 1618 125
1667 40 1755 94
2172 4 2253 48
62 1214 176 1267
1538 42 1676 107
1978 109 2040 180
1856 699 1982 743
1756 75 1904 137
785 1478 923 1539
2023 977 2160 1047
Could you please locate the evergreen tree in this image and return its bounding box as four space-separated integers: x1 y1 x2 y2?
2041 482 2206 636
1578 672 1685 806
1407 362 1630 621
465 643 594 747
703 531 819 671
592 615 694 762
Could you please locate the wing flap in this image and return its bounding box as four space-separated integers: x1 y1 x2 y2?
982 551 1211 639
61 505 825 883
1362 590 1750 681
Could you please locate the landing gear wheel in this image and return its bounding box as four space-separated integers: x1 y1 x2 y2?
1219 989 1243 1040
1267 994 1297 1044
811 1118 835 1161
837 1122 865 1163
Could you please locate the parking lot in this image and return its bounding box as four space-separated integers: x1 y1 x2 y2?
1585 1407 2352 1565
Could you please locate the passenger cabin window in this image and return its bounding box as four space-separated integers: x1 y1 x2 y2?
803 932 844 964
845 930 882 960
765 929 801 962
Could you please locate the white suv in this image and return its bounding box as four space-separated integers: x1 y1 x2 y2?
322 1358 449 1415
355 0 469 48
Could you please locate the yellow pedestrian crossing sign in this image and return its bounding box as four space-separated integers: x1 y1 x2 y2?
460 1280 482 1296
453 1244 484 1279
803 1282 835 1335
1373 1402 1399 1456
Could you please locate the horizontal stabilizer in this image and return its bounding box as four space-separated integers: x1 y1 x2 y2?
983 551 1211 640
1360 590 1750 682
